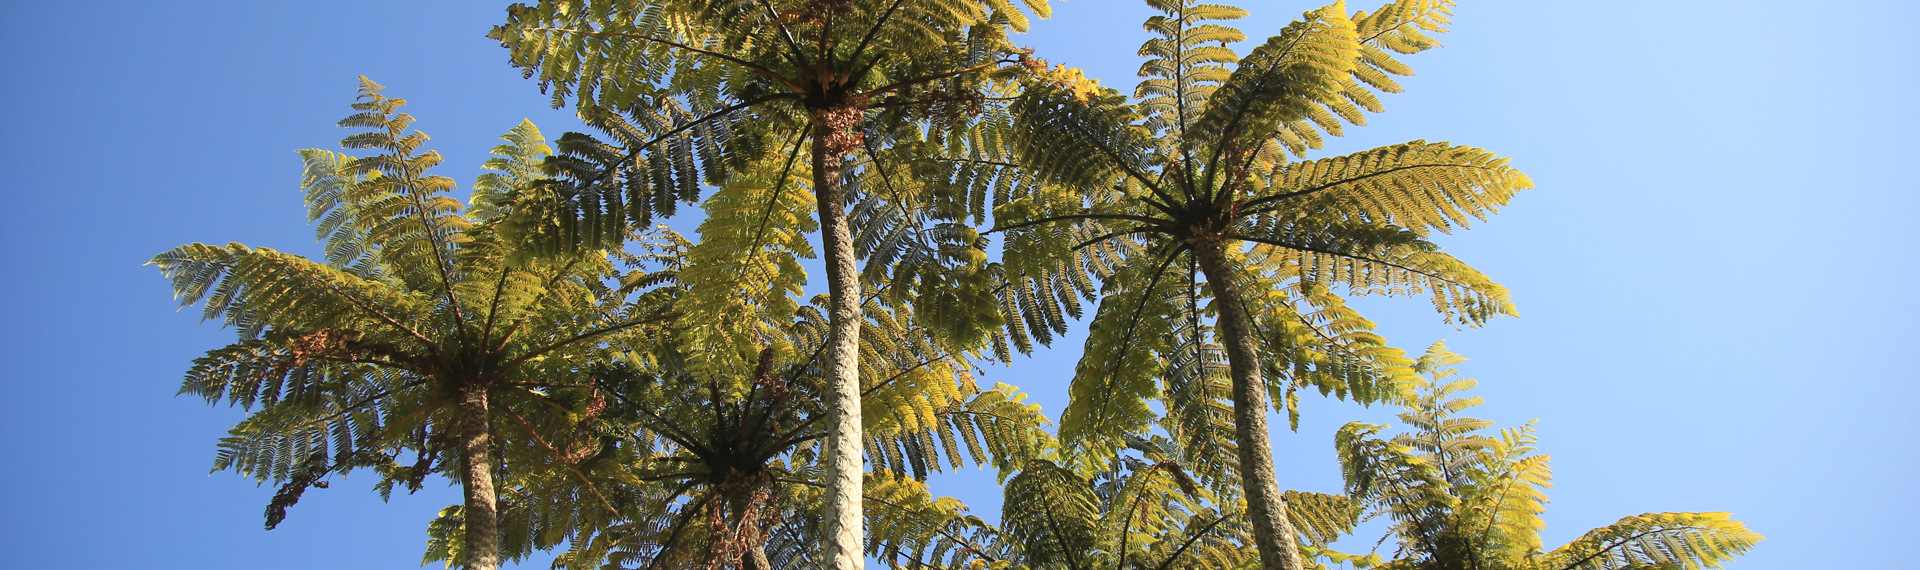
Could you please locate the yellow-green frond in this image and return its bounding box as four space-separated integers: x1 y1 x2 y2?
1543 512 1762 570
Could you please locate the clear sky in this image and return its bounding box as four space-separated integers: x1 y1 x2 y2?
0 1 1913 568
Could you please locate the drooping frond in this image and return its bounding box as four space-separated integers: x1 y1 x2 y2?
863 470 986 566
1233 217 1514 326
1009 82 1154 193
507 101 780 255
868 383 1055 480
1000 460 1102 568
1283 491 1362 549
490 1 678 111
1233 259 1417 423
1541 512 1762 570
1057 248 1187 459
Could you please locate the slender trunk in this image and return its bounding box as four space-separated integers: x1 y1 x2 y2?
813 117 866 570
456 381 501 570
1192 239 1305 570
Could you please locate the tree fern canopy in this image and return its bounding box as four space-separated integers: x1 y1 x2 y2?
109 2 1810 569
446 289 1057 569
485 0 1054 250
1000 0 1532 461
154 79 680 570
1333 343 1762 570
991 2 1531 569
490 4 1063 566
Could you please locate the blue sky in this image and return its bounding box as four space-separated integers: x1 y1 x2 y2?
0 1 1913 568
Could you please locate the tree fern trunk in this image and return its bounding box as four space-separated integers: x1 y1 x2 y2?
813 116 866 570
729 486 773 570
455 381 501 570
1192 240 1305 570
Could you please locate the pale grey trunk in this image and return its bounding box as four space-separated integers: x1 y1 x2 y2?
1192 240 1305 570
456 381 501 570
813 121 866 570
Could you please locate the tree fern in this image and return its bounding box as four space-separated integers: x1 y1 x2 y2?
993 3 1528 568
153 79 675 570
1333 343 1762 570
491 3 1054 565
989 436 1362 570
459 287 1055 569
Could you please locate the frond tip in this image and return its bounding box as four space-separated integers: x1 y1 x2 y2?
1545 512 1762 570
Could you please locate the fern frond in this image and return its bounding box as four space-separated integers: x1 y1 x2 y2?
676 152 817 385
1542 512 1762 570
1057 248 1187 458
1233 217 1514 326
471 119 553 222
1190 2 1357 171
1001 460 1102 568
1249 140 1533 236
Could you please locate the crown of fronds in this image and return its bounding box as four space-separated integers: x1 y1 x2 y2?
986 436 1361 570
1333 343 1762 570
486 0 1051 250
984 0 1529 459
491 0 1057 359
446 293 1055 568
152 78 677 533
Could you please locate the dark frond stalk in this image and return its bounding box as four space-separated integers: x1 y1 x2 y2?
1190 238 1305 570
812 112 865 570
455 379 501 570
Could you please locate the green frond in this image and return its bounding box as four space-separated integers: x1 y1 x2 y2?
1252 140 1533 236
150 242 428 338
1057 249 1186 459
1135 0 1250 135
471 119 553 222
1542 512 1762 570
864 470 978 564
1009 82 1150 192
675 154 817 385
1190 2 1358 168
1001 459 1102 568
421 506 467 568
1337 344 1759 570
1283 491 1363 548
1234 217 1515 326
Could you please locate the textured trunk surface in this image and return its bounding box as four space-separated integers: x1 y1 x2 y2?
725 483 771 568
1192 240 1305 570
731 488 773 570
456 381 501 570
744 540 772 570
813 120 866 570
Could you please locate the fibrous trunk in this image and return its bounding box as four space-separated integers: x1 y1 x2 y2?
456 381 501 570
812 116 866 570
730 485 773 570
1192 240 1305 570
